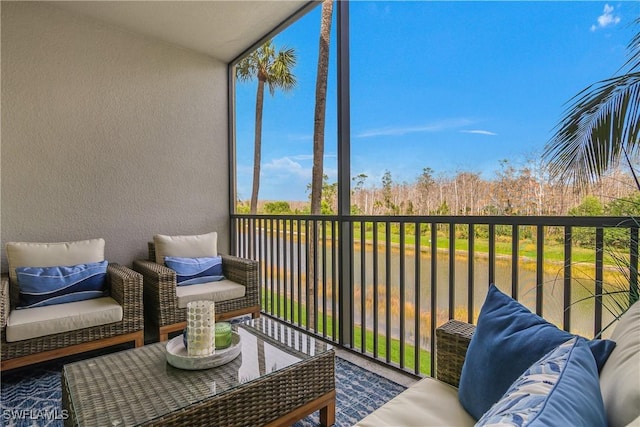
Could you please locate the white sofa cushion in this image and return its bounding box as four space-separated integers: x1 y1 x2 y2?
5 296 123 342
6 238 105 284
176 279 246 309
599 299 640 427
355 376 475 427
154 232 217 265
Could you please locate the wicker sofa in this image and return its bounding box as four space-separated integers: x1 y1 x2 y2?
356 298 640 427
1 239 144 371
133 234 260 342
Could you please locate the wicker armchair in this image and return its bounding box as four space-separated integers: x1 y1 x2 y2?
1 264 144 371
133 242 260 342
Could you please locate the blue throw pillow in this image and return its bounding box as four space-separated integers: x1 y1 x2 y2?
16 260 108 309
476 337 607 427
458 284 615 420
164 256 224 286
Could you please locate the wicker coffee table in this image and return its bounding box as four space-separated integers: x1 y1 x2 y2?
62 318 335 426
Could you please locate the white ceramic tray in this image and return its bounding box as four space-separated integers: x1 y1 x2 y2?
165 332 241 370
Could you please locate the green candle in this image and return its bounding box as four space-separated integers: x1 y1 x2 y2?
214 322 232 349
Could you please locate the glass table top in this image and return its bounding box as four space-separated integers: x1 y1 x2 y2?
63 317 333 426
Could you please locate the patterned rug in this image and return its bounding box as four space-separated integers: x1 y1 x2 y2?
1 350 405 427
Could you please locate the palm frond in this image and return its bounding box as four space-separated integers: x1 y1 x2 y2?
543 72 640 189
236 41 297 96
235 57 256 82
266 47 297 95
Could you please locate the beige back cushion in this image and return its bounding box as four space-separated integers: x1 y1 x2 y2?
154 232 217 265
599 299 640 427
6 238 106 284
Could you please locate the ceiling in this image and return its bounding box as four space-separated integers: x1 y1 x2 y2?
52 1 314 63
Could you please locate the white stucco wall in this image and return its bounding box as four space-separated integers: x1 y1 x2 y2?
1 2 230 268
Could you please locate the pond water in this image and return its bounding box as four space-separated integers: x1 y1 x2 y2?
255 235 619 343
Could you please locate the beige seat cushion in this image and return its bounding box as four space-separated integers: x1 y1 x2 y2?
176 279 246 309
154 232 217 265
626 415 640 427
5 296 123 342
600 299 640 427
6 238 105 283
355 376 475 427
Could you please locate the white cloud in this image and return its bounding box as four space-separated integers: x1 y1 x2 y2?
356 118 474 138
590 4 621 31
258 157 338 200
460 129 497 136
263 157 309 179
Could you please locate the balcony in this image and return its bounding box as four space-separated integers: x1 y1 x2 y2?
2 1 639 425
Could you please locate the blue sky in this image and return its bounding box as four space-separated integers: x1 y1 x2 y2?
235 1 639 202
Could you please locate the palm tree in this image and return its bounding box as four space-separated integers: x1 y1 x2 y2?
308 0 334 330
236 41 296 213
543 18 640 191
310 0 334 216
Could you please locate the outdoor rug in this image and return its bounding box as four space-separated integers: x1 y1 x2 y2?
1 351 405 427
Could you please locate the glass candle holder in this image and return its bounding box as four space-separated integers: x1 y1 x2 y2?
186 300 215 356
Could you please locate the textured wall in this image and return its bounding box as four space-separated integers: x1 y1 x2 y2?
1 2 230 269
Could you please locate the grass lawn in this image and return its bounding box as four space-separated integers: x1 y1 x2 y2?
262 291 432 375
260 220 620 270
353 226 610 265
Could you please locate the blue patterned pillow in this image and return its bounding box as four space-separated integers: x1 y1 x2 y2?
16 260 108 309
476 337 607 427
164 256 224 286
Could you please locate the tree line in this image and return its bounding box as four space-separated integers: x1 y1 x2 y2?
350 161 639 217
239 160 638 218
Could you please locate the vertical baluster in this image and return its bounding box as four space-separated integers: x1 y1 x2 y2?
313 219 319 333
361 220 366 353
305 219 311 330
430 222 438 376
512 225 519 300
243 217 248 258
284 219 291 322
595 227 604 336
309 219 320 332
399 222 405 368
250 217 255 260
536 225 544 316
414 221 421 375
630 226 639 307
373 221 379 360
332 219 338 340
385 221 392 364
468 223 475 324
236 218 242 257
260 218 266 312
276 218 281 318
350 220 355 347
448 223 455 319
488 223 496 285
270 218 275 315
322 220 328 338
297 219 302 328
563 226 572 332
